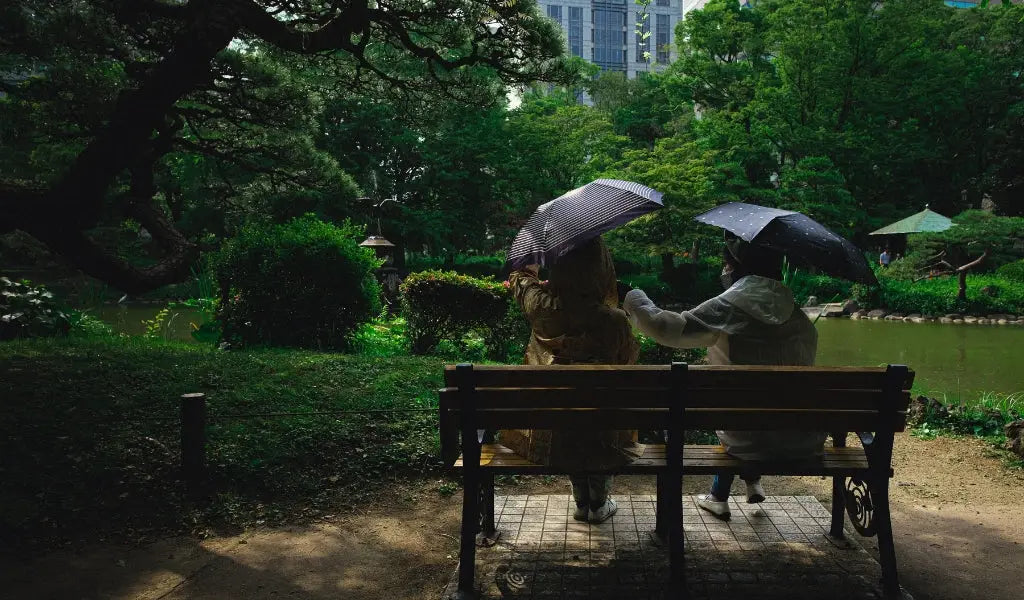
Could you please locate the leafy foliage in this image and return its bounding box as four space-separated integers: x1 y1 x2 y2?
996 260 1024 283
400 270 526 358
0 277 70 340
215 215 381 350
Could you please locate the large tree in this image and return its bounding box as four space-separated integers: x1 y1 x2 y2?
0 0 572 293
676 0 1024 234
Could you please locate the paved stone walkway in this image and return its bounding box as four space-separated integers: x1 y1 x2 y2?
442 495 891 600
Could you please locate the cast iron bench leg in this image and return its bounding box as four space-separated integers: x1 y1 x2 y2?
830 431 848 539
656 471 669 540
477 472 497 546
873 475 901 598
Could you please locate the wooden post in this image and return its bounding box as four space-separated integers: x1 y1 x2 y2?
180 392 207 494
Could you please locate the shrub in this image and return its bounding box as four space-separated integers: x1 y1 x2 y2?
785 272 852 306
997 259 1024 283
0 277 70 340
67 311 115 338
400 270 527 358
214 215 381 350
878 275 1024 315
405 254 506 279
635 333 707 365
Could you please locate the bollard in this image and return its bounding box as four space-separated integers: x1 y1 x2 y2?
180 392 207 494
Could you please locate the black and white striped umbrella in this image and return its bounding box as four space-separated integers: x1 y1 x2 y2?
506 179 664 269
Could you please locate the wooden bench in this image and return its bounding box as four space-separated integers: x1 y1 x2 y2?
439 362 913 599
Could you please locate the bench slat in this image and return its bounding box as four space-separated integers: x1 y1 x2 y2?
455 443 871 476
439 387 909 410
444 364 915 390
446 407 904 432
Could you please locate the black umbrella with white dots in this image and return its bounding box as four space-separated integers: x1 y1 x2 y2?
694 202 877 285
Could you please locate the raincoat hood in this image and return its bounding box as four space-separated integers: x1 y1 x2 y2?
718 275 795 326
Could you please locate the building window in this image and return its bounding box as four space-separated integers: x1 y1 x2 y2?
568 7 583 57
547 4 563 25
593 8 626 70
656 14 670 64
656 0 670 6
635 12 650 64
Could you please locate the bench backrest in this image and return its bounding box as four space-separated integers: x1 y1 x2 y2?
438 363 914 465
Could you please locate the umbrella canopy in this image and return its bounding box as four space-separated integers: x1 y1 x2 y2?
506 179 663 269
868 206 954 235
694 202 877 285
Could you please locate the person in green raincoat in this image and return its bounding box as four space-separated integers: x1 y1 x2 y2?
505 236 640 523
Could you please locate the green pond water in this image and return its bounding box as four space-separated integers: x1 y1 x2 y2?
95 306 1023 399
94 305 203 342
814 318 1023 399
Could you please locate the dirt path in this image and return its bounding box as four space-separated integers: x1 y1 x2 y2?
2 434 1021 600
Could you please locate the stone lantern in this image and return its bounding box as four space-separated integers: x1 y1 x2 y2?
359 235 396 265
360 235 401 307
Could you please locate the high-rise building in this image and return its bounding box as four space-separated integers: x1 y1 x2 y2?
538 0 685 78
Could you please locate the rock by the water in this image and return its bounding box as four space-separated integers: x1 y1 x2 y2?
953 318 965 324
964 316 978 323
908 396 948 426
939 317 954 324
841 300 860 315
821 303 845 317
867 309 888 319
978 318 990 324
998 319 1009 324
1006 421 1024 459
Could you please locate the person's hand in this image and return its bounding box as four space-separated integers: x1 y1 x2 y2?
622 288 649 317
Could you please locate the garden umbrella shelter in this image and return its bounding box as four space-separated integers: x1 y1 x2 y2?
868 205 954 236
506 179 663 269
695 202 878 285
868 205 953 258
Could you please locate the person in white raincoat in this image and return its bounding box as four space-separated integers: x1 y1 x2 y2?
622 234 824 520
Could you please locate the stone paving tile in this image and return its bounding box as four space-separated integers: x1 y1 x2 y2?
442 495 889 600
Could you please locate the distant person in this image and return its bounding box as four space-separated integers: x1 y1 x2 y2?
506 236 640 523
623 233 822 520
879 249 891 267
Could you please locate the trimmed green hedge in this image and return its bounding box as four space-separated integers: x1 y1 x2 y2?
214 215 381 350
400 270 528 360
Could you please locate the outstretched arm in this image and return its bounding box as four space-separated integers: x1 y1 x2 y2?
508 268 558 323
623 289 720 349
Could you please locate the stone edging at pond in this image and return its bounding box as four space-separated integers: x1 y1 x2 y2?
802 304 1023 325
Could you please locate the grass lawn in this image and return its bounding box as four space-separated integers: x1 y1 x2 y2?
0 337 448 555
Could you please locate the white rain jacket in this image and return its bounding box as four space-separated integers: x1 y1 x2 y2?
623 275 826 460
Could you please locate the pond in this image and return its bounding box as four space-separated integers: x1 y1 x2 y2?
93 304 203 342
94 305 1023 399
814 318 1023 400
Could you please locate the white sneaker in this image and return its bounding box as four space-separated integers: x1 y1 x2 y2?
588 499 618 524
745 480 766 504
697 494 731 520
572 505 589 522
